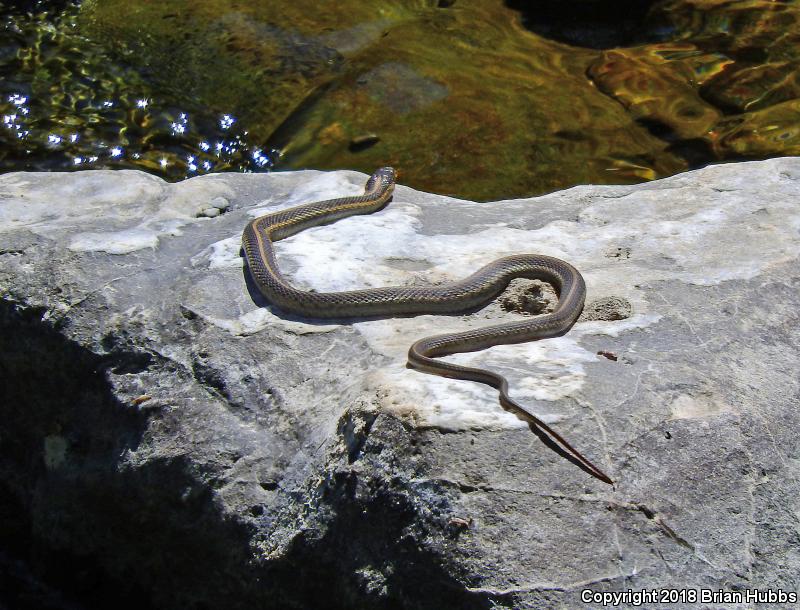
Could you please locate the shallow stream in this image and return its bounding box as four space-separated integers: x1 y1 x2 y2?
2 0 800 200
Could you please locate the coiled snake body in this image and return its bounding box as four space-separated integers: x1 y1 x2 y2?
242 167 612 484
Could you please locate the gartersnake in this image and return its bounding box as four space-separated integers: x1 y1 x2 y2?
242 167 612 485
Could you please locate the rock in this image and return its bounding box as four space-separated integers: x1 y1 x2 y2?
1 159 800 608
587 46 723 141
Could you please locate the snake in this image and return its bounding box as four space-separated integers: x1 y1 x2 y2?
242 167 612 485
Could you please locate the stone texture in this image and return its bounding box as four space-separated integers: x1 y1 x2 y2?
1 159 800 608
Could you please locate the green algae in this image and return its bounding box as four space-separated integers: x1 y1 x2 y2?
76 0 416 137
0 1 279 177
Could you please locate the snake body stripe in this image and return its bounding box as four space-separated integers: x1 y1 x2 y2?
242 167 612 485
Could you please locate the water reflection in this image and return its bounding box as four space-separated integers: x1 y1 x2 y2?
0 2 280 179
3 0 800 200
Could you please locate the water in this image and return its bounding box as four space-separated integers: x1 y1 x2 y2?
2 0 800 200
0 1 278 181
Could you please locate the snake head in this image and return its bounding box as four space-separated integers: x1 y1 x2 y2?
365 167 396 194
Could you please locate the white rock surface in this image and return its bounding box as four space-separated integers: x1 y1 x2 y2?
1 159 799 608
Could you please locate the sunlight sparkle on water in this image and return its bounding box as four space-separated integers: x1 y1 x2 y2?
1 30 277 181
251 149 270 167
171 112 189 135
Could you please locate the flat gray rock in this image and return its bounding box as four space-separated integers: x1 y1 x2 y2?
1 159 799 608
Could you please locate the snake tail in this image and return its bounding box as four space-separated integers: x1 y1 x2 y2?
408 327 614 486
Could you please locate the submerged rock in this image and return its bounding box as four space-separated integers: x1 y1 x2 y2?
1 159 800 607
75 0 686 199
